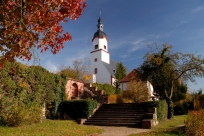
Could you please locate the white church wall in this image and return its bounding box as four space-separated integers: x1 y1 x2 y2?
95 62 111 84
101 51 109 64
99 39 108 52
92 38 99 51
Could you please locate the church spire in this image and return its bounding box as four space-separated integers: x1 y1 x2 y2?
97 11 103 31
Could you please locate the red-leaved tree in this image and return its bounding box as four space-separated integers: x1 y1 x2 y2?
0 0 86 67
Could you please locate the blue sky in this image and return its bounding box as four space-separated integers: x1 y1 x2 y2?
23 0 204 92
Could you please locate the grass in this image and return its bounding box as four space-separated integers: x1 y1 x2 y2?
0 120 103 136
129 115 187 136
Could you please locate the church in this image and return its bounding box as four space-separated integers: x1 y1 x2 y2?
89 16 118 85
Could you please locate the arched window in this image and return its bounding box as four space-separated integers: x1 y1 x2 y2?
104 45 106 49
95 45 98 49
94 58 97 62
94 68 98 74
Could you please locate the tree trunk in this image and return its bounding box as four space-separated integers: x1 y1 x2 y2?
165 90 174 119
166 97 174 119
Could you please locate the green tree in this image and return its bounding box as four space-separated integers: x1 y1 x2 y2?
114 62 126 94
0 61 66 126
138 43 204 119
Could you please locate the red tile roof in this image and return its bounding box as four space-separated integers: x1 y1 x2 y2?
119 69 140 83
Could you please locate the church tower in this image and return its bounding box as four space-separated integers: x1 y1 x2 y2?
91 17 110 64
89 16 117 85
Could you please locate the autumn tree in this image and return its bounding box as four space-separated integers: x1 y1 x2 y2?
58 58 91 82
123 80 149 102
72 58 91 82
0 0 86 67
58 64 78 79
138 43 204 118
114 62 126 94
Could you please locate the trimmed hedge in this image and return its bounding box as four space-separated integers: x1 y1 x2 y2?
58 99 98 119
141 100 168 122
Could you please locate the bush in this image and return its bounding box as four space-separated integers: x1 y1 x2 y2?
58 99 98 119
174 100 194 115
185 110 204 136
141 100 168 122
92 83 115 94
194 94 204 110
108 94 124 103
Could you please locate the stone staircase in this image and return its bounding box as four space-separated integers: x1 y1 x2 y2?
84 103 145 127
83 83 109 103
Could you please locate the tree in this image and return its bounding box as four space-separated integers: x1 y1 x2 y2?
0 0 86 67
58 64 78 79
0 61 66 126
114 62 126 94
72 58 91 82
123 80 149 102
138 43 204 118
57 58 91 82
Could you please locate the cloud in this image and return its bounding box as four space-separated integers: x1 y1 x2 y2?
176 21 187 27
44 60 58 72
192 5 204 13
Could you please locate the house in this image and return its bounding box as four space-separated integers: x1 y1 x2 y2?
120 69 158 101
89 16 118 85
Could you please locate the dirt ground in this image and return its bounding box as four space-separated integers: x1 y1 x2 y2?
90 126 151 136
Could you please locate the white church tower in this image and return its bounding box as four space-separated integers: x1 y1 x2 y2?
89 16 117 85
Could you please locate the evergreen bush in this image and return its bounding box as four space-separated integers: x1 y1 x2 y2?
58 99 98 119
141 100 168 122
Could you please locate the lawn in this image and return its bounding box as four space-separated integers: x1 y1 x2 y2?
129 115 187 136
0 120 103 136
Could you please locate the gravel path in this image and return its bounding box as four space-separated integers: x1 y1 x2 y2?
90 126 151 136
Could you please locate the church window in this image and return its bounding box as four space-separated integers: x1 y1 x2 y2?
94 58 97 62
95 45 98 49
94 68 98 74
104 45 106 49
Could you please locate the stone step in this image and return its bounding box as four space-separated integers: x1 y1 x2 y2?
87 118 142 122
84 122 141 127
84 103 146 127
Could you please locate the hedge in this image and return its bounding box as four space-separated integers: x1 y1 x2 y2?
58 99 98 119
141 100 168 122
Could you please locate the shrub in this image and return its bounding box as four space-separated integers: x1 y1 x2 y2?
107 94 123 103
122 80 149 102
194 94 204 110
185 109 204 136
141 100 168 122
58 99 98 119
174 100 194 115
92 83 115 94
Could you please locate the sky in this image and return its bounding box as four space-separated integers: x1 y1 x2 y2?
22 0 204 92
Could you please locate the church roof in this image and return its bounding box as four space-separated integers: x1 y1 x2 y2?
102 59 118 77
92 30 108 41
119 69 140 83
92 16 108 41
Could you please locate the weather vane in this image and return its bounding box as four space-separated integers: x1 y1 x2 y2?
99 11 101 17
